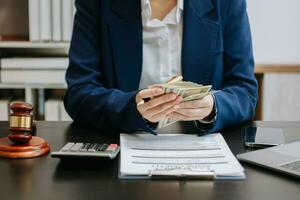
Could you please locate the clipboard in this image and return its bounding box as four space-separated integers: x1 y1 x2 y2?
118 170 246 180
118 160 246 180
119 133 246 180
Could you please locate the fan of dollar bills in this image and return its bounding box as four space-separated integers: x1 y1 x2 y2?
149 75 212 128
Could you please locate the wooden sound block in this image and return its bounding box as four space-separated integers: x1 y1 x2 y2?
0 136 50 159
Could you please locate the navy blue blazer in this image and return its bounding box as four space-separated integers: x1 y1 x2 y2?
65 0 258 134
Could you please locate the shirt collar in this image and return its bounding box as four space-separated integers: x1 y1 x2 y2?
141 0 184 26
176 0 184 23
178 0 184 10
141 0 184 9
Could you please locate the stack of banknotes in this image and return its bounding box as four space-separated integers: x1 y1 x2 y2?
149 75 212 128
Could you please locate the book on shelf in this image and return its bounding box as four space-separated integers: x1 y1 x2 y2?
62 0 73 42
0 70 66 84
0 99 10 121
60 101 72 121
28 0 40 41
0 58 69 70
51 0 62 42
40 0 51 41
45 99 72 121
28 0 75 42
45 99 60 121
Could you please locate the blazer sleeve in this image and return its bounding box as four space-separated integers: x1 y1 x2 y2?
64 0 150 133
208 0 258 133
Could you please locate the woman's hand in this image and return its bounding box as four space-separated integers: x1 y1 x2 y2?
136 88 182 123
168 94 215 121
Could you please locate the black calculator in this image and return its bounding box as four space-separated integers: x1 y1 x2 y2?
51 142 120 159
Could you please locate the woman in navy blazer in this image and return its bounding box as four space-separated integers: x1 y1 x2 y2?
65 0 258 134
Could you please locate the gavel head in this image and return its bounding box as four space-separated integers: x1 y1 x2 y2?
8 102 34 144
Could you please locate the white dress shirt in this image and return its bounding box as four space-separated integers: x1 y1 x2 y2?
139 0 184 89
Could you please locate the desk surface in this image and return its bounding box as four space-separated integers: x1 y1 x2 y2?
0 121 299 200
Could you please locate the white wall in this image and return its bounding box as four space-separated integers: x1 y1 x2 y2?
247 0 300 64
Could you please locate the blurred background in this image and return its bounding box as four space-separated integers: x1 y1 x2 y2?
0 0 299 122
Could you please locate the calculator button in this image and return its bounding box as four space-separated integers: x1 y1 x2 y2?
96 144 104 151
85 143 92 149
107 144 118 152
70 143 84 152
93 143 100 151
61 143 75 152
79 143 88 152
101 144 109 151
97 144 108 151
88 143 98 152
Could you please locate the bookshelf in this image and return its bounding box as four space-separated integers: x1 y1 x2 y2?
0 73 68 120
0 0 74 121
0 83 67 89
0 41 70 49
0 41 69 119
0 83 66 103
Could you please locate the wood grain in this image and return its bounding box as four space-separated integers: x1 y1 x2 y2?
255 64 300 73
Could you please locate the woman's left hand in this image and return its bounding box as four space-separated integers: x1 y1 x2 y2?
168 94 215 121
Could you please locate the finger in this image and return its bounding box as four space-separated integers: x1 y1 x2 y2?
148 107 177 123
144 96 182 118
141 93 178 111
176 99 205 109
137 88 164 101
169 112 199 121
177 96 211 109
175 108 208 118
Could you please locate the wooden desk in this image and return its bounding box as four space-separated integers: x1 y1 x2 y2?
254 64 300 120
0 121 299 200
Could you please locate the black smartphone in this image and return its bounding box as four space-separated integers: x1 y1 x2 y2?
244 127 285 148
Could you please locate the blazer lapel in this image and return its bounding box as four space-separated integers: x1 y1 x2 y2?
108 0 143 92
182 0 220 85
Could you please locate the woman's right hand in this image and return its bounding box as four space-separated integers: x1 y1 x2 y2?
136 88 182 123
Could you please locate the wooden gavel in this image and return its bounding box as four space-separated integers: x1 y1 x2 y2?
0 102 50 159
8 102 35 144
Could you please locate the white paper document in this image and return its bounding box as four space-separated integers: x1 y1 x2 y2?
119 133 245 179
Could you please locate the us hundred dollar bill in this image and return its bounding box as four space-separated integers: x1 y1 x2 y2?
149 75 212 129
